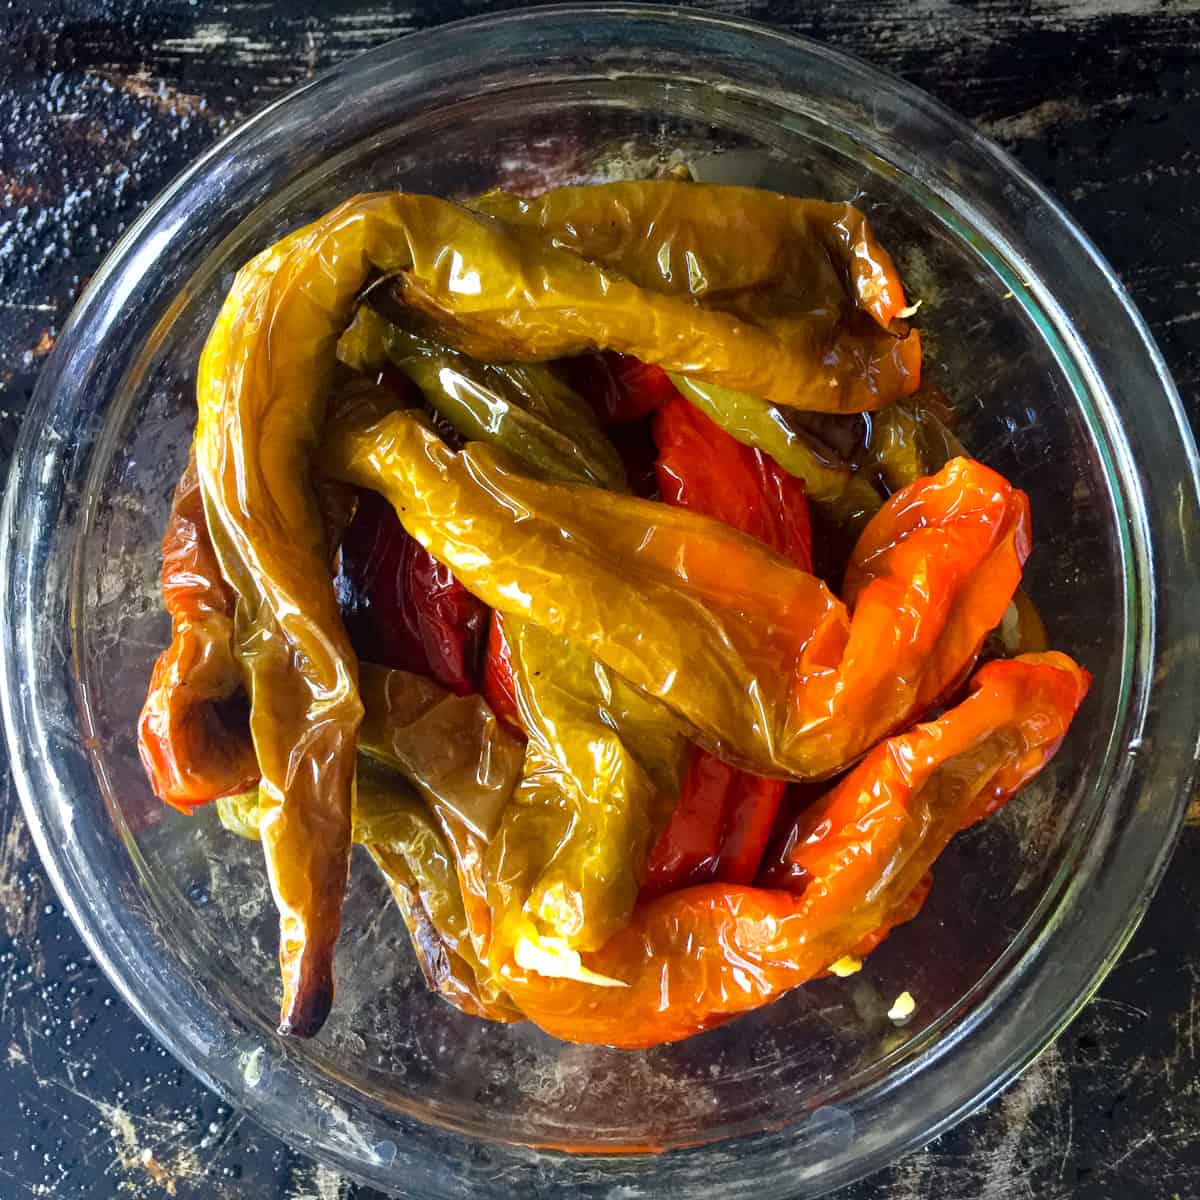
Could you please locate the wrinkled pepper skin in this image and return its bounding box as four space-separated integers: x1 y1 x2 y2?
323 405 1029 781
653 391 813 573
357 663 524 844
349 315 701 950
192 185 920 1035
641 748 734 899
150 178 1091 1049
481 613 524 738
339 308 628 492
644 393 813 895
345 312 695 960
485 619 687 956
642 751 786 897
470 181 921 412
491 652 1088 1047
216 756 519 1022
865 396 965 494
336 488 487 695
320 188 919 414
860 397 1048 658
137 450 257 810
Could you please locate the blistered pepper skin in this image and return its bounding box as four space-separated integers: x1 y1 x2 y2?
644 393 812 895
323 406 1030 781
137 451 257 810
470 181 921 410
492 653 1088 1047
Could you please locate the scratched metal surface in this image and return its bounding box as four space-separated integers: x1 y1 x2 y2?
1 1 1199 1197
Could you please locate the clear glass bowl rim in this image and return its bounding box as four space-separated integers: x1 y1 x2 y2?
3 5 1198 1197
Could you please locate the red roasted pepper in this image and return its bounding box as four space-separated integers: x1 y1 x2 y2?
336 489 487 696
644 393 814 895
137 451 257 810
481 613 524 738
560 352 679 426
654 392 813 573
641 749 736 899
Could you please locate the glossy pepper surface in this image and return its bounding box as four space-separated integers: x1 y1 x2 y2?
346 309 696 966
192 185 922 1034
484 618 687 960
336 487 487 694
339 308 628 492
137 450 256 810
216 753 518 1022
145 175 1100 1052
469 181 921 412
357 662 524 844
322 405 1029 780
668 374 884 531
644 393 813 894
481 614 523 738
487 652 1088 1046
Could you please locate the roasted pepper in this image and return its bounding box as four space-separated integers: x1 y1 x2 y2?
147 176 1097 1051
653 391 813 572
322 404 1029 780
865 394 965 494
216 755 519 1022
642 752 789 898
481 613 523 737
668 374 884 531
860 396 1048 657
357 662 524 844
193 184 927 1033
643 393 813 894
470 181 921 412
335 487 487 695
558 352 681 426
339 308 628 492
345 306 692 964
487 652 1088 1046
484 619 687 962
137 449 257 810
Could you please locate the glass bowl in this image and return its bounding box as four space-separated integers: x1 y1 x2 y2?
4 6 1197 1197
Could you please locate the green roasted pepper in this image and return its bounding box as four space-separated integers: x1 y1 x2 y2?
216 755 519 1022
343 310 689 961
485 619 688 962
339 307 627 491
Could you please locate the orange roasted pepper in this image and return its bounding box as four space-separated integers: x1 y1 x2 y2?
137 450 256 810
324 401 1030 783
487 652 1088 1047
